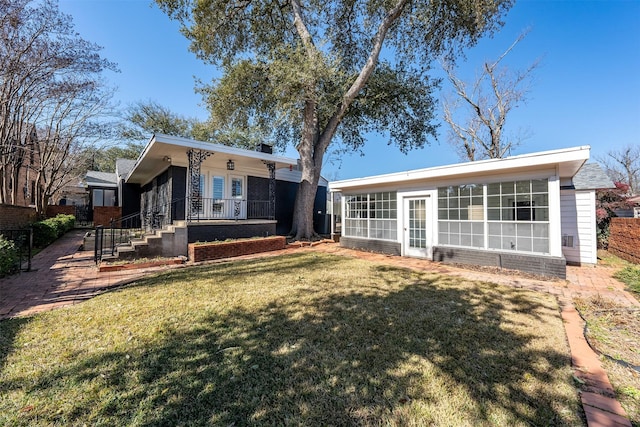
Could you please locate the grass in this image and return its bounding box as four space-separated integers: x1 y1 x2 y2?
575 249 640 426
597 249 633 268
0 253 583 426
615 266 640 296
574 295 640 427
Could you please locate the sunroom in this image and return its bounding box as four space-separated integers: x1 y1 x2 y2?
329 146 592 279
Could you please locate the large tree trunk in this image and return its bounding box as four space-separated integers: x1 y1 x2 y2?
290 99 325 239
290 169 321 239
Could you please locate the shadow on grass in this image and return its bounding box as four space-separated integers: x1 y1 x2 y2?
0 317 31 371
1 254 582 425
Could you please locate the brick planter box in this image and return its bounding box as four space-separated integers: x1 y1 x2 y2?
188 236 286 262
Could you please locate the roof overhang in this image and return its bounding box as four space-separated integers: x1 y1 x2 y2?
85 181 117 188
126 134 299 185
329 146 590 192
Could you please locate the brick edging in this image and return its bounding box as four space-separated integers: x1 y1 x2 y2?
559 298 632 426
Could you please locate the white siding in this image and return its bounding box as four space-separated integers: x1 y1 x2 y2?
560 189 597 264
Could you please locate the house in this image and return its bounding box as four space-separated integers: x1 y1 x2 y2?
613 194 640 218
98 133 327 259
328 146 605 279
0 126 41 208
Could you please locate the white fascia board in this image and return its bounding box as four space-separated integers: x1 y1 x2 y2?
125 133 299 182
85 182 118 188
329 146 590 192
153 133 298 165
124 134 157 183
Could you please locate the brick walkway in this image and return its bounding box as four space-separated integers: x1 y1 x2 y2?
0 230 185 319
1 233 637 426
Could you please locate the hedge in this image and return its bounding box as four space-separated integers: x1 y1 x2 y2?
0 235 19 278
32 214 76 248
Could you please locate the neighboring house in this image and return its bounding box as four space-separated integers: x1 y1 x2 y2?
631 195 640 218
84 159 138 220
94 134 327 259
329 146 602 279
613 194 640 218
85 170 118 214
1 126 41 208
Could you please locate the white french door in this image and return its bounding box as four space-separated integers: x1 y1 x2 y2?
403 196 432 258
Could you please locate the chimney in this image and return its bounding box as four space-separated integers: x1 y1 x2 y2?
258 143 273 154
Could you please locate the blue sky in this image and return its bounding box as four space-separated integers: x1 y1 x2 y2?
58 0 640 180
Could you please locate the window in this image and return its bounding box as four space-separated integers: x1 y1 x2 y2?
212 176 225 214
92 188 116 207
344 192 397 241
437 179 550 254
212 176 224 199
486 179 549 253
30 181 36 205
437 184 484 248
231 178 243 198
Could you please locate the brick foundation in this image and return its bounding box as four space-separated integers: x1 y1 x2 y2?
188 236 286 262
609 218 640 264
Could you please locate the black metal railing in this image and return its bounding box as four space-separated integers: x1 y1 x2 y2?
93 197 274 262
187 198 273 221
0 228 33 273
94 199 184 263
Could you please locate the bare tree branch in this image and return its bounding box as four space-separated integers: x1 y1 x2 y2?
441 30 539 161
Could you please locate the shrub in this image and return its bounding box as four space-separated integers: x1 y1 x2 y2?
0 235 19 278
31 221 58 248
32 214 76 248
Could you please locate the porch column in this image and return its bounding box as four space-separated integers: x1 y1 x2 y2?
187 149 212 220
264 161 276 220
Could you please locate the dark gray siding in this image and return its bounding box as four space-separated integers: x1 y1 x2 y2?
187 222 277 243
171 166 187 221
433 246 566 279
340 237 401 256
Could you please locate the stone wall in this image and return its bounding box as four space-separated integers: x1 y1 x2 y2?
0 204 37 229
609 218 640 264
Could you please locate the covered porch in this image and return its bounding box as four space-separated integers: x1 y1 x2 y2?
125 133 300 233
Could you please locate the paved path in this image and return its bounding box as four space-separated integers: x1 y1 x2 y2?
0 230 184 318
1 232 637 426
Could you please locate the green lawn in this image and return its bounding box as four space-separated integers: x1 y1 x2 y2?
0 252 583 426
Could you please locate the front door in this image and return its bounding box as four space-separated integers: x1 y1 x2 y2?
403 196 432 258
230 176 246 219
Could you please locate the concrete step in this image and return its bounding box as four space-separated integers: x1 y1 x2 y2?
111 223 187 260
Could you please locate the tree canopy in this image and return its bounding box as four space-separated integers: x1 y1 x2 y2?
157 0 513 238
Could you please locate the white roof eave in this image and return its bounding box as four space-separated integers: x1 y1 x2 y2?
125 133 300 184
329 146 591 192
